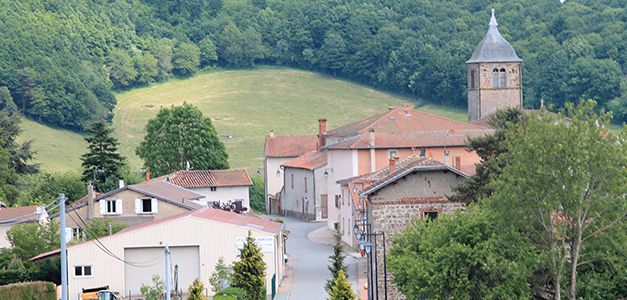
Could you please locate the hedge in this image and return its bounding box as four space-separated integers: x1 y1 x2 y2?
0 281 56 300
0 269 33 286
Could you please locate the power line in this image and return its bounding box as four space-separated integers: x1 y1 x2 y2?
68 209 162 268
0 198 58 225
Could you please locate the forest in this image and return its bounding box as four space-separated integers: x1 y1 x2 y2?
0 0 625 130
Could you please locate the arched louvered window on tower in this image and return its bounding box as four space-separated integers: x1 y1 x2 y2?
499 68 507 88
492 69 499 88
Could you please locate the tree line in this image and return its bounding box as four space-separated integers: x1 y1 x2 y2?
0 0 624 131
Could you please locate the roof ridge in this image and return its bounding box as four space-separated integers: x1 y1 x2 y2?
357 108 401 134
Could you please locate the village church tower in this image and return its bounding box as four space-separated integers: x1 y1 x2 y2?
466 9 522 122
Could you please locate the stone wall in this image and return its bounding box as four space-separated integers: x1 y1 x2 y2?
467 62 522 122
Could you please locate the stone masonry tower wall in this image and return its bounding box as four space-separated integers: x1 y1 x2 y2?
467 9 522 122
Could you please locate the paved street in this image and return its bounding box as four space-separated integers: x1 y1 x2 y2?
273 216 360 300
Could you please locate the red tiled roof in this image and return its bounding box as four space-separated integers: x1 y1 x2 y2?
32 207 283 261
265 134 318 157
165 169 253 188
282 150 327 170
0 205 40 224
325 108 492 149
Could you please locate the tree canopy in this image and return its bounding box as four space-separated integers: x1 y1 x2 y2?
0 0 624 131
81 121 126 192
136 103 229 176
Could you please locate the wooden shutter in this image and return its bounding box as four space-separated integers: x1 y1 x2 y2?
115 199 123 214
99 200 106 215
134 199 141 214
151 198 158 213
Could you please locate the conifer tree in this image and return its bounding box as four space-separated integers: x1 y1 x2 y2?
325 229 347 292
187 278 208 300
328 270 355 300
81 120 125 192
232 231 266 300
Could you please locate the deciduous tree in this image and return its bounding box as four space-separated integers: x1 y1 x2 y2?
136 103 228 176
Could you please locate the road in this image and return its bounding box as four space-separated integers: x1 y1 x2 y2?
275 216 360 300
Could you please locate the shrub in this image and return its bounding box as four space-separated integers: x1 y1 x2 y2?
140 275 165 300
187 278 208 300
0 269 33 285
0 281 56 300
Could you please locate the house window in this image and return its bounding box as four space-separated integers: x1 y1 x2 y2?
335 195 341 208
141 199 153 213
424 211 438 221
291 174 294 189
210 187 217 192
74 265 92 277
72 228 83 240
106 200 117 214
304 177 308 193
388 149 398 159
419 149 426 157
492 69 499 88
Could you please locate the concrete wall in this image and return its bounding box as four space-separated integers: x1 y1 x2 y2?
366 170 465 300
339 185 358 248
265 157 292 213
326 149 357 230
66 216 284 299
190 186 250 209
468 62 522 121
357 147 480 174
0 224 11 248
313 167 328 220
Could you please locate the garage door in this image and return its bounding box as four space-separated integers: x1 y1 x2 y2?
124 246 200 296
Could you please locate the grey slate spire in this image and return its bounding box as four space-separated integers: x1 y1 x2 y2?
466 9 522 63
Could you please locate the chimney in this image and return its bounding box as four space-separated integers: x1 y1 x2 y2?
87 183 95 219
368 129 375 147
118 178 125 189
454 156 461 170
145 167 151 181
318 118 327 149
389 157 397 173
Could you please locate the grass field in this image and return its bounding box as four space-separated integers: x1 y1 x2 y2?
18 66 467 173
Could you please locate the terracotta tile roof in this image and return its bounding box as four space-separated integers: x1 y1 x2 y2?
282 150 327 171
0 205 41 224
265 134 318 157
164 169 253 188
325 108 492 149
128 180 204 209
32 207 283 261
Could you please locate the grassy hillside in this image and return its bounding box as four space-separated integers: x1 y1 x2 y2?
19 67 466 173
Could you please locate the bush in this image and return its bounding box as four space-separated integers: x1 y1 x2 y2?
0 281 56 300
0 269 32 286
214 287 247 300
187 278 208 300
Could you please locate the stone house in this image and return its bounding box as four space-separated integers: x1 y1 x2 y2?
0 204 49 248
358 156 468 300
280 150 328 220
323 107 491 230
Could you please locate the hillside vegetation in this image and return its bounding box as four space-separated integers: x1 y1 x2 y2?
19 67 465 173
1 0 624 131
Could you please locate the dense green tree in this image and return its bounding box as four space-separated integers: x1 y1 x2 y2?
219 23 264 67
389 207 536 299
136 103 229 176
198 36 219 66
83 218 127 240
489 101 626 299
209 257 231 293
0 113 37 205
19 173 85 206
81 121 125 192
0 87 17 115
7 222 59 262
134 53 159 85
231 231 266 300
450 108 526 203
173 42 201 76
249 176 265 212
107 49 137 88
318 31 347 75
328 270 355 300
325 229 347 292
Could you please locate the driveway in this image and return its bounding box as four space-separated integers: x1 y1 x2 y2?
273 216 360 300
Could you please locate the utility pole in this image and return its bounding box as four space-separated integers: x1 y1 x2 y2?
165 245 171 300
59 194 68 300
